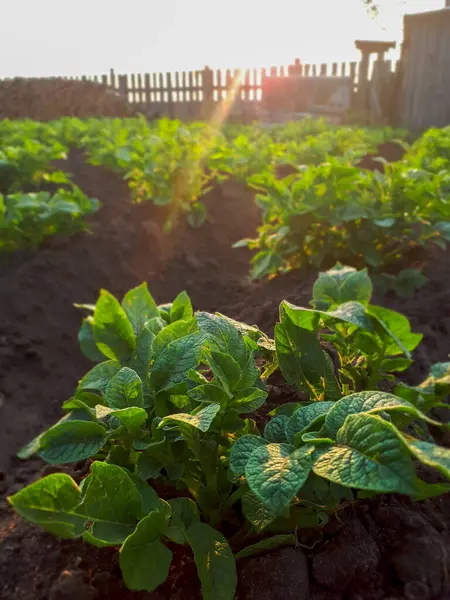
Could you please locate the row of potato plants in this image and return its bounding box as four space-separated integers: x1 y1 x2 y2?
0 122 99 252
236 129 450 289
9 264 450 598
0 117 404 243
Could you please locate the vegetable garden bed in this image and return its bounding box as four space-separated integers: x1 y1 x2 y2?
1 145 450 600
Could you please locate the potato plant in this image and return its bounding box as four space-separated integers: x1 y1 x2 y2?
237 157 450 280
0 185 100 252
9 273 450 598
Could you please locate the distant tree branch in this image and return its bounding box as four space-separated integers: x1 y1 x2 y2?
363 0 379 16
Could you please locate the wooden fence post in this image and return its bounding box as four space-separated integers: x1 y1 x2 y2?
118 74 128 100
202 66 214 119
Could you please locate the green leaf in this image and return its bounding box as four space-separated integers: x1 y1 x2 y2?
236 534 296 559
39 421 106 465
187 522 237 600
283 300 373 332
188 383 229 405
160 403 221 433
208 350 241 394
394 269 428 299
229 387 268 413
78 317 106 362
286 402 335 443
368 305 422 358
166 498 200 544
8 473 86 538
120 511 172 591
312 263 372 310
170 291 193 322
275 316 340 401
188 202 207 228
152 317 198 359
268 403 302 418
313 413 418 494
241 491 276 532
121 283 159 335
150 331 204 393
96 406 147 434
78 462 144 539
381 357 413 373
136 451 164 480
78 360 121 393
405 439 450 479
105 367 144 409
245 443 314 514
93 290 136 362
264 416 289 443
229 434 268 476
83 527 115 547
127 322 155 382
196 312 248 367
324 390 442 438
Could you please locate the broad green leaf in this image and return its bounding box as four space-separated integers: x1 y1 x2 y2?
159 403 220 433
78 317 105 362
381 357 413 373
313 413 418 494
229 434 268 476
105 367 144 408
368 305 422 358
39 421 106 464
196 312 247 367
283 299 373 332
120 511 172 591
96 406 147 434
236 534 296 559
208 350 241 394
324 390 442 438
127 322 155 383
188 383 229 405
166 497 200 544
152 317 198 359
286 401 335 443
312 263 372 310
241 491 276 532
170 291 193 322
136 450 164 480
394 269 428 299
8 473 86 538
275 316 340 401
229 387 268 413
17 432 44 460
93 290 136 362
121 283 159 335
264 416 289 443
405 439 450 479
78 360 120 393
245 443 314 514
83 527 115 547
150 331 204 393
268 403 302 418
187 522 237 600
78 462 144 535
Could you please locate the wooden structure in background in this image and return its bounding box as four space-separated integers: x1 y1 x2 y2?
0 50 402 124
399 7 450 131
53 55 399 123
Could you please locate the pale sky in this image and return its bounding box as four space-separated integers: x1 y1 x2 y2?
0 0 444 78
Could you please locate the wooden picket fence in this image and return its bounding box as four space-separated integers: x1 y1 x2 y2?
60 56 400 122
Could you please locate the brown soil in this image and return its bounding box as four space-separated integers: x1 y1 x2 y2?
1 152 450 600
356 141 406 172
